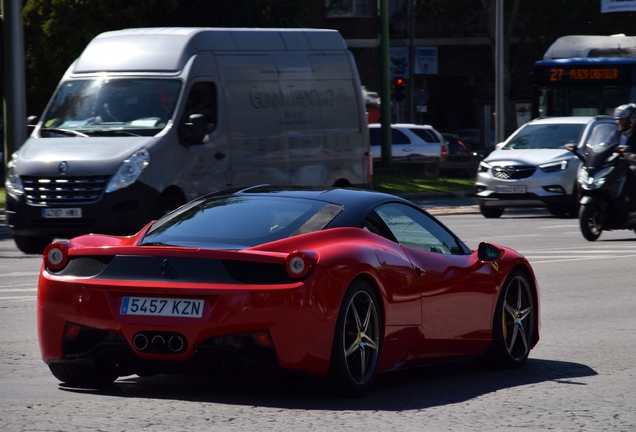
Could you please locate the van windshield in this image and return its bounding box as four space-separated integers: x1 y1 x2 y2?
40 79 182 137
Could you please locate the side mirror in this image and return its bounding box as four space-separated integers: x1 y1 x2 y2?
566 143 585 162
182 114 208 145
617 144 630 154
26 115 39 132
477 242 503 262
495 142 505 150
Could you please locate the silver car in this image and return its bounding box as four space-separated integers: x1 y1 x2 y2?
474 116 617 218
369 123 448 161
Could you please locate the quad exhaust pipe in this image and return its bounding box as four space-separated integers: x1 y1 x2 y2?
133 332 186 354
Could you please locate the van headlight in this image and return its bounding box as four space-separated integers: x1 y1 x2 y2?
5 153 24 196
539 160 568 172
105 148 150 193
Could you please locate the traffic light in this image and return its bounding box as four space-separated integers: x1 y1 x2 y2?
394 78 405 102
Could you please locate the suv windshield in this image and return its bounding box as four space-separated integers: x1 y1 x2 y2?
503 123 585 150
40 79 181 137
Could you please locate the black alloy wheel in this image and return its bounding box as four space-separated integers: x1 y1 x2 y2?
484 270 535 368
330 279 382 397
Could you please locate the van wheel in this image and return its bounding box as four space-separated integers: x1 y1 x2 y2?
480 205 504 219
13 235 53 254
152 193 185 219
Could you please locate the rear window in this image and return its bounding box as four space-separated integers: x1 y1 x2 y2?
503 123 586 149
141 196 343 249
409 128 440 143
369 127 411 145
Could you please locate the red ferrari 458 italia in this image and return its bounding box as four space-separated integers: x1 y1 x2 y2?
37 186 539 395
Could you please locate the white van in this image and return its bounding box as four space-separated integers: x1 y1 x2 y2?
4 27 371 253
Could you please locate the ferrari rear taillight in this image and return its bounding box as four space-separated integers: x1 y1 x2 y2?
43 242 70 271
284 250 316 279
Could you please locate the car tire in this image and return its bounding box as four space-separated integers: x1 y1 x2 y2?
579 204 602 241
329 279 382 397
483 269 536 369
13 235 53 255
479 205 504 219
48 362 118 388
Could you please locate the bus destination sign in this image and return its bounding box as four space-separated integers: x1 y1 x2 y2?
535 63 634 86
555 67 619 80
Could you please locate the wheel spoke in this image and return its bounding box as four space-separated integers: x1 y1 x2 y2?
344 338 360 359
507 325 519 354
517 324 529 354
358 347 367 379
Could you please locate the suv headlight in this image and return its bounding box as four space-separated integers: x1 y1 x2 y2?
539 160 568 172
478 161 491 173
105 148 150 193
5 152 24 196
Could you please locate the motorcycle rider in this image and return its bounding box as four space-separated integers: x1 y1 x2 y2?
613 103 636 152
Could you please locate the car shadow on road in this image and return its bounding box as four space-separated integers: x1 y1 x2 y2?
58 357 596 411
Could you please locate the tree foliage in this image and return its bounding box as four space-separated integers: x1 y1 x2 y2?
21 0 311 115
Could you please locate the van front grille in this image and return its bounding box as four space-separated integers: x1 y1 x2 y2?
22 175 110 205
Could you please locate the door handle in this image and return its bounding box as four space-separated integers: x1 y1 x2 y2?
214 151 226 160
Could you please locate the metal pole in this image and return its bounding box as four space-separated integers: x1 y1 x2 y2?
495 0 505 144
409 0 415 123
379 0 392 168
2 0 28 174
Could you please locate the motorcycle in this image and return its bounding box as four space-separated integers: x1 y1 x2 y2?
567 129 636 241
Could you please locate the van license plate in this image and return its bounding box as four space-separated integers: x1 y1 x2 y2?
120 297 204 318
42 208 82 218
495 185 526 194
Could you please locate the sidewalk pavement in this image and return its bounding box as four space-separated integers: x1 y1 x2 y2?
0 190 480 240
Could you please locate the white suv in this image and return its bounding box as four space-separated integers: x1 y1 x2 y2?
475 116 617 218
369 123 448 162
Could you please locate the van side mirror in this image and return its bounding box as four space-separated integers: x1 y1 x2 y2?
182 114 208 145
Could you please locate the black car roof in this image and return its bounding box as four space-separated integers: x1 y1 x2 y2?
201 185 415 227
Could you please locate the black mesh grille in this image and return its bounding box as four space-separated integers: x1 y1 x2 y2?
22 175 110 205
492 165 536 180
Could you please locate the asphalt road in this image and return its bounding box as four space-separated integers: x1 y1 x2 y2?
2 202 636 431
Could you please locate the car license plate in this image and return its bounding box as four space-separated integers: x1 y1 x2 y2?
120 297 204 318
495 185 526 194
41 208 82 218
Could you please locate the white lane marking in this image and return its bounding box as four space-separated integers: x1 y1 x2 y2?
527 253 636 264
1 298 36 303
540 225 579 229
0 283 35 289
0 288 37 292
3 272 40 277
0 296 36 301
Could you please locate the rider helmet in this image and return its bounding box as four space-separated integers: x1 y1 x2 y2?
614 103 636 131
